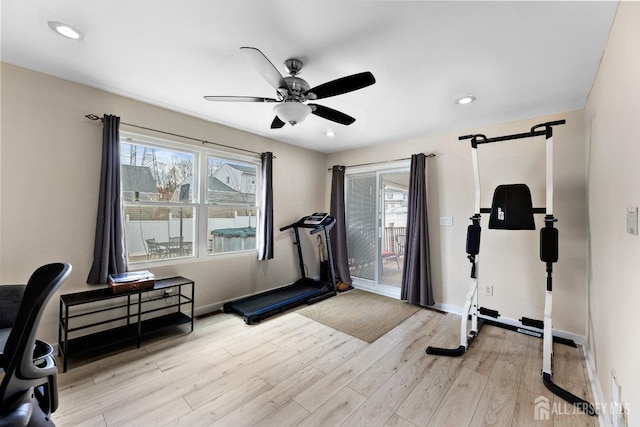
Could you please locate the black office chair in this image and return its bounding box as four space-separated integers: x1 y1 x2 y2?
0 263 71 427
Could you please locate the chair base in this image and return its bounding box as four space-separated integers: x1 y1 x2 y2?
0 388 55 427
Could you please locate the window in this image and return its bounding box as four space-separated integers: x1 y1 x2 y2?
206 157 257 255
120 133 259 263
345 163 410 296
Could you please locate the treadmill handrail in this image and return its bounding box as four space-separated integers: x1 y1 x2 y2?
279 215 336 232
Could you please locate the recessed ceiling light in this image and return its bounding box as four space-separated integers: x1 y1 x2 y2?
47 21 84 40
325 130 336 137
456 95 476 105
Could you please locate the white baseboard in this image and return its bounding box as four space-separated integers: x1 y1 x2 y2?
584 345 607 426
432 302 463 315
194 302 224 317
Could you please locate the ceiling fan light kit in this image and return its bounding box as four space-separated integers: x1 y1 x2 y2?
273 102 312 126
205 47 376 129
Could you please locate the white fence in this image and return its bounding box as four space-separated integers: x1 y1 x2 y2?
125 214 255 257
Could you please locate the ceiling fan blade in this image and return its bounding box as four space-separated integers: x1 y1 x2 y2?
270 116 286 129
309 104 356 125
204 96 277 102
306 71 375 100
240 47 290 91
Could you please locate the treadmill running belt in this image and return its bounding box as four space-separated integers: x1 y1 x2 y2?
223 279 331 323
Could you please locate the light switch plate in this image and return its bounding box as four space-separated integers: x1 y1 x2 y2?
440 216 453 226
627 207 638 235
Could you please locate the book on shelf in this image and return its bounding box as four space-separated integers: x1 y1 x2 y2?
108 271 155 293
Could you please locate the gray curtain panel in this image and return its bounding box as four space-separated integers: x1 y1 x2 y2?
330 166 352 286
87 115 128 284
258 152 274 260
401 153 433 306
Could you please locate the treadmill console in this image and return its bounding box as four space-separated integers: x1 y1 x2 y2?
303 212 329 225
280 214 335 233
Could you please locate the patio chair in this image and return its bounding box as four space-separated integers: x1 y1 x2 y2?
168 237 183 257
146 238 164 259
181 241 193 256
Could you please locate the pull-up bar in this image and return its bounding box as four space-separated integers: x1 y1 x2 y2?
430 116 595 416
459 120 566 148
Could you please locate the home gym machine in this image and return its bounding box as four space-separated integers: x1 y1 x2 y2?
223 213 337 324
425 120 595 416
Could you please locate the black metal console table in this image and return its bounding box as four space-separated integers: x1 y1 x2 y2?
58 276 194 372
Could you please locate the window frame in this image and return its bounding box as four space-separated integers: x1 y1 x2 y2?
344 160 410 297
204 152 260 256
120 131 261 265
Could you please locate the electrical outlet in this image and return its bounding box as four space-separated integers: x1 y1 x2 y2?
484 285 493 296
611 371 628 427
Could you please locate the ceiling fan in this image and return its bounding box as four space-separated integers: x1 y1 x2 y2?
204 47 376 129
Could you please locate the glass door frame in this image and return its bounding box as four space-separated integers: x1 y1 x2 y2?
345 160 410 299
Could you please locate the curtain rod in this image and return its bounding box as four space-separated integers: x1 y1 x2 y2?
85 114 271 158
327 153 435 171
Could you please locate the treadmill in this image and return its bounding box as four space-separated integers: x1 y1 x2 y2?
223 213 337 324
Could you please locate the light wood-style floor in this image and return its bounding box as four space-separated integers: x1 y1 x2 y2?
54 302 598 427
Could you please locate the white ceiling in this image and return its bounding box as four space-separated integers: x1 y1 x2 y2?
1 1 618 153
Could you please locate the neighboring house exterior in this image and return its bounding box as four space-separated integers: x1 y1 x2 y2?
207 176 251 205
384 186 406 212
213 163 256 196
121 165 159 201
166 174 255 205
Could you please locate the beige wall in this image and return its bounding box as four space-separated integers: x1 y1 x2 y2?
0 63 327 344
326 109 588 337
585 1 640 423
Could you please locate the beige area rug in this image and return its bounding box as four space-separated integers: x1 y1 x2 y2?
295 289 421 343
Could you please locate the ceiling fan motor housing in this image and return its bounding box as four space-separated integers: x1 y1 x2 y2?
284 76 310 100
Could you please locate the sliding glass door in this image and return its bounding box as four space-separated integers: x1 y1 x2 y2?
346 163 409 297
346 172 377 281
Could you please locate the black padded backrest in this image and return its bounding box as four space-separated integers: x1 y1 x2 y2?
0 263 71 415
0 286 25 329
489 184 536 230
